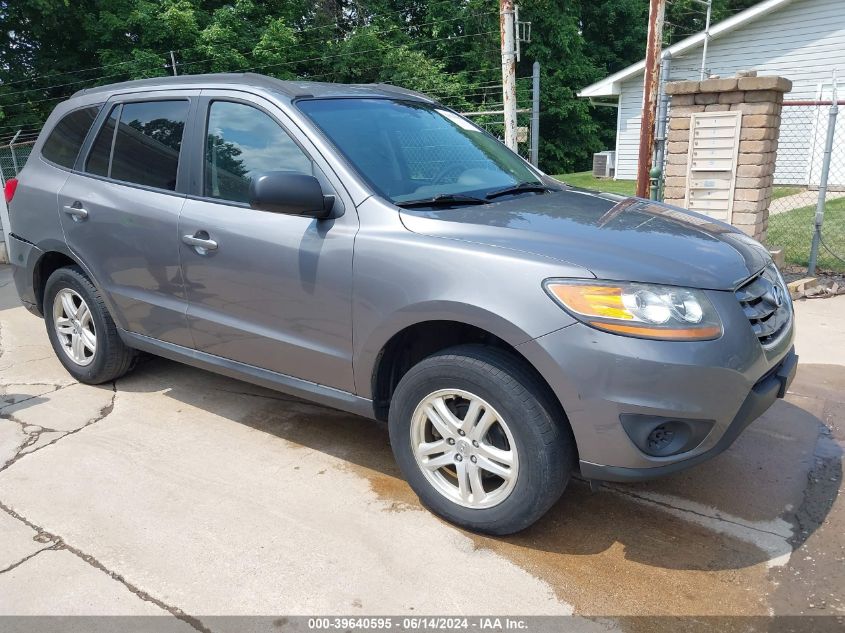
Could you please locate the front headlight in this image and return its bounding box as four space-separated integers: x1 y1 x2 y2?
544 279 723 341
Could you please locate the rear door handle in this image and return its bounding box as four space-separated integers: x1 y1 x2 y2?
182 232 218 254
63 204 88 221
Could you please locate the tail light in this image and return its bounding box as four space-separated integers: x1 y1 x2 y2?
3 178 18 203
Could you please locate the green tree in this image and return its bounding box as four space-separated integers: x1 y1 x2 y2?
0 0 767 172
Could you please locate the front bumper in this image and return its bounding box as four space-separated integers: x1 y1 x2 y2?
580 346 796 481
516 288 796 480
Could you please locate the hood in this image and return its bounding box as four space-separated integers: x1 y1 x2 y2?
399 188 771 291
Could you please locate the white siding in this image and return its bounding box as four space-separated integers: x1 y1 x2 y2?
614 0 845 181
615 77 645 180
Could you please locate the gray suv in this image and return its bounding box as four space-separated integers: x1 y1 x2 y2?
5 73 796 534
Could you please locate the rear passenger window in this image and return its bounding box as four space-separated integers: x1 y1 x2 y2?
109 100 189 191
204 100 312 203
86 105 119 177
41 105 101 168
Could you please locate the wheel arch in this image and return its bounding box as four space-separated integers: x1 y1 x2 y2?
31 241 115 320
366 315 576 459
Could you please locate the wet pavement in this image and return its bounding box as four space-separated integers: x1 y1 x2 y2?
0 264 842 629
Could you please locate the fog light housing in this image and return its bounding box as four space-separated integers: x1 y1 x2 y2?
620 415 715 457
647 424 676 453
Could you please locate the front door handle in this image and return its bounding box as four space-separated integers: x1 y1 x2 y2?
182 232 218 254
63 204 89 221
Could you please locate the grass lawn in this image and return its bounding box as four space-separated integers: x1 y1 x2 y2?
768 197 845 272
555 171 802 201
553 171 636 196
771 186 804 200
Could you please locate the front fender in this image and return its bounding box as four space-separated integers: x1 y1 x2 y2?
353 300 567 400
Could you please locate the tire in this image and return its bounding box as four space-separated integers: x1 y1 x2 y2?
388 344 574 535
43 265 137 384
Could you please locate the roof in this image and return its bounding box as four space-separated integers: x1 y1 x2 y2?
578 0 796 98
72 72 433 102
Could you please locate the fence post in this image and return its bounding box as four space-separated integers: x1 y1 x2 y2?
808 94 839 276
8 130 21 176
530 61 540 167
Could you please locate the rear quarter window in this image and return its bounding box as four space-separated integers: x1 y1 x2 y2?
41 105 101 168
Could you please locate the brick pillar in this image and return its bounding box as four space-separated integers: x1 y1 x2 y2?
662 73 792 243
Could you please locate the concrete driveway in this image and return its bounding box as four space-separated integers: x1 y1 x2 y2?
0 263 843 628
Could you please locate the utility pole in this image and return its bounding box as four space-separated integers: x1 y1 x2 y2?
500 0 518 151
530 61 540 167
169 51 178 76
636 0 666 198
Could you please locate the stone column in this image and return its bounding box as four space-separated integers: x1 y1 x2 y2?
662 73 792 243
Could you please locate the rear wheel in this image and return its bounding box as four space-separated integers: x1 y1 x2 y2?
388 345 573 535
44 266 137 384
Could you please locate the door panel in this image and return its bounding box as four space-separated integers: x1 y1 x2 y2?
180 203 356 390
58 175 191 346
57 92 197 347
179 93 357 391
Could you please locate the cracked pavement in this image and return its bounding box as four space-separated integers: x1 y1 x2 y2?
0 264 843 630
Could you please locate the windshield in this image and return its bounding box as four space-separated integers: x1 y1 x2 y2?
297 98 542 204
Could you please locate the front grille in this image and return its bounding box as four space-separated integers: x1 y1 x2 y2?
735 265 792 346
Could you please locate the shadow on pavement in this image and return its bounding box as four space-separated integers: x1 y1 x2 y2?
120 356 842 575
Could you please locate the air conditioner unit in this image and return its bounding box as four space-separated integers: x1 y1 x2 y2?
592 151 616 178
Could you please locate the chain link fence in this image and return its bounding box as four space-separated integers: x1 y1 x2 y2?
458 109 535 163
767 99 845 274
0 139 36 261
0 140 36 184
457 70 539 165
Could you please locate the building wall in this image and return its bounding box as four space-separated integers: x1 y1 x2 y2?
614 0 845 181
615 76 646 181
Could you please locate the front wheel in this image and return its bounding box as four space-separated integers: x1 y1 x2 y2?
388 345 574 535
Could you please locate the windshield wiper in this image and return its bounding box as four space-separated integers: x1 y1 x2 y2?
395 193 488 208
485 181 560 200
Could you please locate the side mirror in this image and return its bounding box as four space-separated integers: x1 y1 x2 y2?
248 172 335 219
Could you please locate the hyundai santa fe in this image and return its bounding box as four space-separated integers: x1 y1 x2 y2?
4 73 797 534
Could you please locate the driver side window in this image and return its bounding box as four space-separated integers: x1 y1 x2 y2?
204 100 312 203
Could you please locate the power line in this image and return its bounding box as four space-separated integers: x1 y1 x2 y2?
0 65 171 100
0 133 39 145
0 128 41 138
236 29 498 77
0 0 495 90
0 15 503 125
431 79 534 94
0 15 497 112
436 89 533 99
428 76 534 93
0 29 499 113
0 57 170 90
2 9 497 99
0 92 85 111
287 0 497 39
300 48 500 83
274 0 493 38
180 17 496 74
0 120 43 132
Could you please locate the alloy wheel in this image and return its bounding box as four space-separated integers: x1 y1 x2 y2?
52 288 97 366
410 389 519 509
